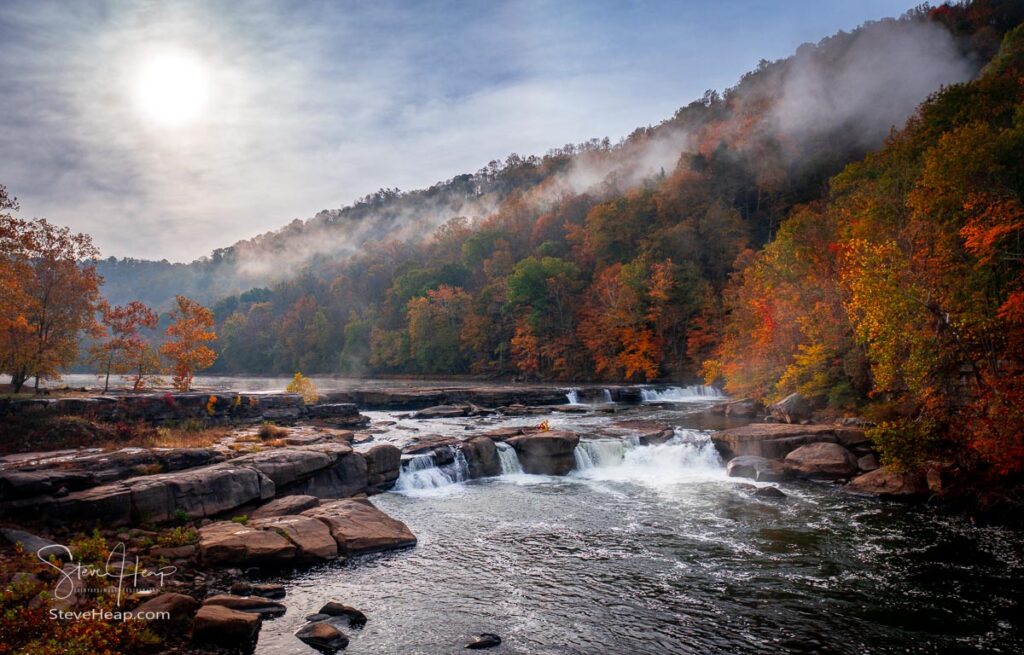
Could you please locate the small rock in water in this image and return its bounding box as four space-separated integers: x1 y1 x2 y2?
753 486 787 499
230 581 253 596
318 601 367 627
465 633 502 649
305 613 331 622
296 621 349 652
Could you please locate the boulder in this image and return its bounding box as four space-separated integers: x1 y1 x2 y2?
752 486 787 499
411 404 474 419
133 592 199 621
251 515 338 560
296 621 349 652
197 521 296 565
251 494 321 518
229 582 286 599
279 445 368 499
784 442 859 479
361 444 401 493
461 437 501 478
203 594 286 617
848 467 929 498
726 456 789 482
857 454 880 473
318 601 367 627
769 393 812 423
466 633 502 649
125 463 276 524
710 398 763 417
302 499 416 555
231 449 335 487
505 430 580 475
712 424 867 460
0 528 68 560
192 604 261 648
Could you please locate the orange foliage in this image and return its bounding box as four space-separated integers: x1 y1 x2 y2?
160 295 217 391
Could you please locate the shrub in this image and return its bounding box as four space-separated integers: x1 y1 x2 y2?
258 422 288 440
231 515 248 525
287 372 319 404
156 526 197 547
866 418 947 471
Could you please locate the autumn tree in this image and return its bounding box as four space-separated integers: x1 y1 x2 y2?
160 295 217 391
88 300 159 392
0 198 102 392
406 285 472 372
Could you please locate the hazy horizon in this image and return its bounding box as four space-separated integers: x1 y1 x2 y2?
0 0 918 263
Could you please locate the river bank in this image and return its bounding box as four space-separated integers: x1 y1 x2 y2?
1 384 1022 653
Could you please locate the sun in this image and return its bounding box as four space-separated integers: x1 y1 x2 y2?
134 51 209 127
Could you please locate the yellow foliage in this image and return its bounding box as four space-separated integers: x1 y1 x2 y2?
287 372 319 403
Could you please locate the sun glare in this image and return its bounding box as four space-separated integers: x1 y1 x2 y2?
135 51 208 127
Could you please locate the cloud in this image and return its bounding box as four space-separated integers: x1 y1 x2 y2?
0 0 919 262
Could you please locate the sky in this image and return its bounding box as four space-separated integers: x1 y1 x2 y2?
0 0 919 263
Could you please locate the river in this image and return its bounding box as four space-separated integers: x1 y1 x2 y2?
248 389 1024 655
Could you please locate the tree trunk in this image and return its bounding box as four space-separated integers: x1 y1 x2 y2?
10 370 27 394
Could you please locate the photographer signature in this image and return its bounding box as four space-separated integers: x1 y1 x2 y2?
37 542 177 606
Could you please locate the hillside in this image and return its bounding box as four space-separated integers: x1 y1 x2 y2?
96 2 1015 312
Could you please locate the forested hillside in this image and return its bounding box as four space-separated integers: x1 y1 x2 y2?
188 1 1020 387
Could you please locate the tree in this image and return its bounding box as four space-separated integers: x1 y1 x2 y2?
160 295 217 391
0 200 102 392
406 285 472 372
88 300 159 392
287 372 319 403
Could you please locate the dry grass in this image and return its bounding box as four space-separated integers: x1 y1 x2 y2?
257 422 290 440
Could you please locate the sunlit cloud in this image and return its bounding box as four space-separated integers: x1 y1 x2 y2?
0 0 918 262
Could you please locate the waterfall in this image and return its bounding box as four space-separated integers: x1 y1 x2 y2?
565 388 615 405
640 385 724 402
496 442 523 475
571 429 724 484
394 446 470 493
573 438 633 469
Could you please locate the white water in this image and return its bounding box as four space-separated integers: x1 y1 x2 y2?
393 447 470 495
640 385 724 402
572 429 725 485
496 442 523 474
565 387 614 405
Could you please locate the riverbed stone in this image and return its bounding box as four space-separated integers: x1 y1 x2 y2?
857 454 880 472
726 455 789 482
784 442 859 479
361 444 401 493
251 494 321 518
296 621 349 652
505 430 580 475
711 424 866 460
250 515 338 560
192 604 262 647
0 528 67 559
133 592 199 621
462 436 501 478
203 594 287 617
769 392 812 424
302 498 416 555
848 467 929 498
466 633 502 649
278 445 368 499
198 521 297 565
318 601 367 627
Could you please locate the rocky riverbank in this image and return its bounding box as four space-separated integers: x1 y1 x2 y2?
0 386 978 654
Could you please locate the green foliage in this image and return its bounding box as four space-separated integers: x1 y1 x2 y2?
231 515 249 525
866 419 947 471
156 526 198 547
68 528 109 565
